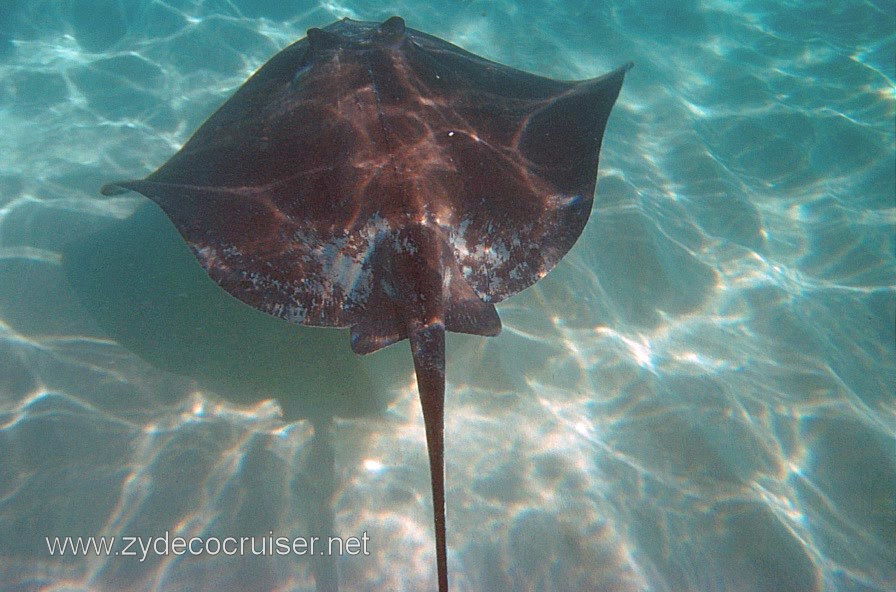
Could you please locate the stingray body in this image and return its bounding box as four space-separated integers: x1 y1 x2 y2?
103 16 629 591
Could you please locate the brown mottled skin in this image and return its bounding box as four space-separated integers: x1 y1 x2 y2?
103 16 629 591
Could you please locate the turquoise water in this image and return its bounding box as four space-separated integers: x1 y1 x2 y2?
0 1 893 591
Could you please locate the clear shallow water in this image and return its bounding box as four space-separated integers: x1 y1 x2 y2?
0 1 893 591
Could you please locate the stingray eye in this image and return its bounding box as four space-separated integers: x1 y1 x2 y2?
307 27 343 52
378 16 406 39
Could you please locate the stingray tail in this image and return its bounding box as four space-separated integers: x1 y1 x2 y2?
409 320 448 592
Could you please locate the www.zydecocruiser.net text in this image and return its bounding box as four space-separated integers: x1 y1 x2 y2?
45 531 371 562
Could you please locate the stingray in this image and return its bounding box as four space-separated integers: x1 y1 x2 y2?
102 16 629 591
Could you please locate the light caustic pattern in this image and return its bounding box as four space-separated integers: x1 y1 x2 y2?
0 1 893 591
